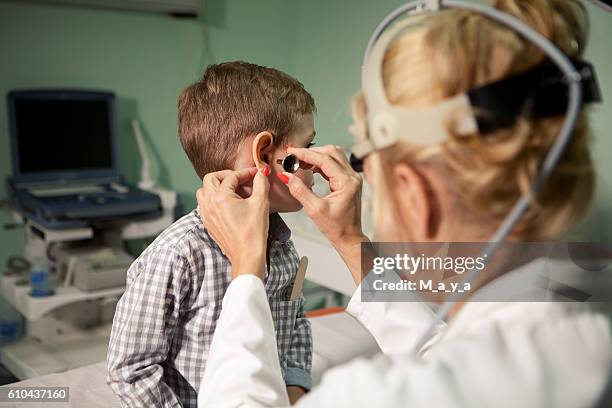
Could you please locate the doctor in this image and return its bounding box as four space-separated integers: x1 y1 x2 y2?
195 0 611 407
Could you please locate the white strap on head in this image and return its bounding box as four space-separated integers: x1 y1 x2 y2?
354 11 478 158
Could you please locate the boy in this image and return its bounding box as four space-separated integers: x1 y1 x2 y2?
107 61 316 407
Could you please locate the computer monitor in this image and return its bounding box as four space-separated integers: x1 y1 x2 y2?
7 90 120 187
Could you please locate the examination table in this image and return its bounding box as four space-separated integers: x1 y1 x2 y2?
0 310 379 407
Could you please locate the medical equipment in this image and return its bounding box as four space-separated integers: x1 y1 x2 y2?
6 90 162 229
132 119 155 191
591 0 612 12
55 245 134 291
349 153 364 173
130 118 179 224
349 56 600 170
277 154 313 173
352 0 602 353
0 192 176 380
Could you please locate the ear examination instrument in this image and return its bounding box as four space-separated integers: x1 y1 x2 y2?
276 154 314 173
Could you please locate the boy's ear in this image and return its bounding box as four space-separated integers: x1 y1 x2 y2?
252 131 275 169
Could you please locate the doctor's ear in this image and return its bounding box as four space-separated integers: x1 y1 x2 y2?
251 131 275 169
392 162 438 240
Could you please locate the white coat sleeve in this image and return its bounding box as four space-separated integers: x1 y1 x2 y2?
345 280 445 355
197 274 291 408
197 274 443 408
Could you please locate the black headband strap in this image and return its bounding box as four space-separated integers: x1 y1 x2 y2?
468 59 601 134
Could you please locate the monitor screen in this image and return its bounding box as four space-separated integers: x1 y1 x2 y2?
13 97 114 175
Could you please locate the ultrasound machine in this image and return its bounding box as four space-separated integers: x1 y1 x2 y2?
6 90 161 229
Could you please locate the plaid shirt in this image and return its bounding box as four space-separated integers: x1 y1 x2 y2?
107 209 312 407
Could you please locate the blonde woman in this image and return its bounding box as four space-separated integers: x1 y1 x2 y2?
195 0 611 406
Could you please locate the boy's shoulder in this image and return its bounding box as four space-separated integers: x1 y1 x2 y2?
138 208 220 267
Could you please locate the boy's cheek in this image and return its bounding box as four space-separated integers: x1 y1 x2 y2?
297 171 314 189
268 179 306 213
268 170 314 213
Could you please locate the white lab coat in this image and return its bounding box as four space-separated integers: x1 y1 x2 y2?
198 259 612 408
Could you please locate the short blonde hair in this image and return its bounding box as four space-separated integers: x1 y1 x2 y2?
355 0 594 240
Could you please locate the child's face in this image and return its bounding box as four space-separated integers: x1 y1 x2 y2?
269 113 316 213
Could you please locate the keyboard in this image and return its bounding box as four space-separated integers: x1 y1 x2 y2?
29 184 106 197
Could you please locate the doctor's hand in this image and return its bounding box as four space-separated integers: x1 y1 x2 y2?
280 145 368 283
196 166 271 279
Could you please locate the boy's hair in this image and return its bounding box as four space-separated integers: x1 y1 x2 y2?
178 61 316 179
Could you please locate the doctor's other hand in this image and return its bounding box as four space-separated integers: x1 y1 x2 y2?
196 166 271 279
281 146 368 283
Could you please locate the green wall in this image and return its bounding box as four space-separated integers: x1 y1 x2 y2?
0 0 611 274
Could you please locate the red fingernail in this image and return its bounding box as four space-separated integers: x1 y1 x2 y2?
276 172 289 184
260 166 271 177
